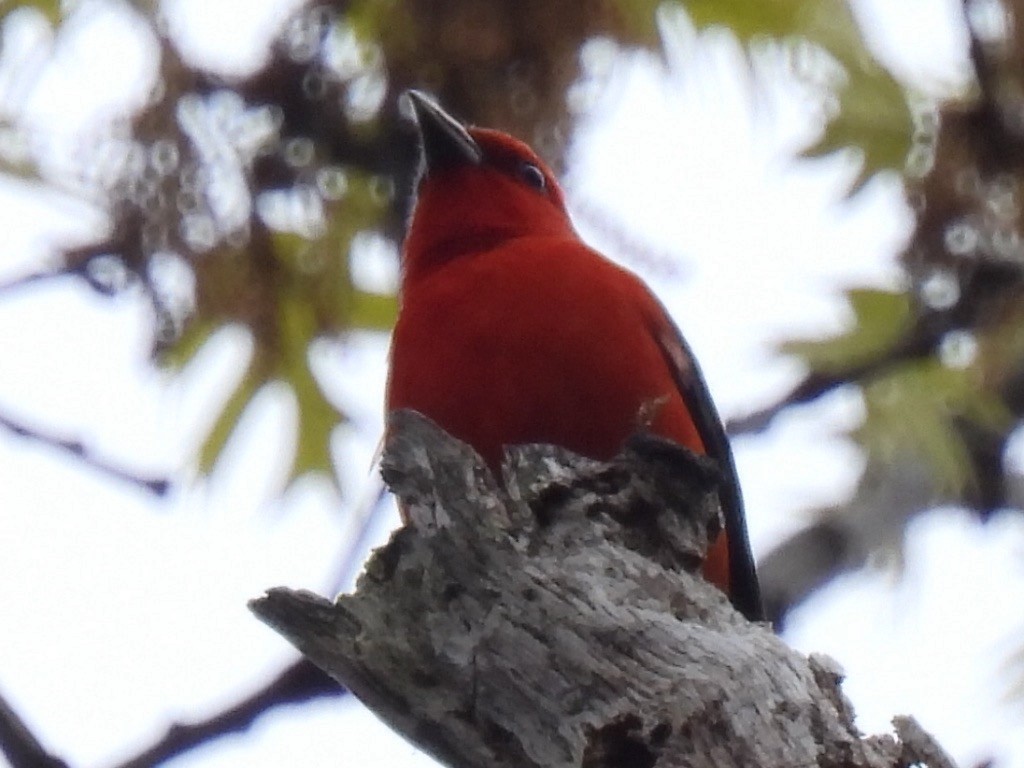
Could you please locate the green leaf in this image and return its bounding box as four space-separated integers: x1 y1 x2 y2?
282 353 338 482
676 0 806 38
670 0 914 187
198 364 262 475
178 182 390 486
350 289 397 332
0 138 41 183
191 288 345 485
347 0 400 41
857 360 1010 497
781 288 912 373
801 51 913 190
0 0 62 24
275 291 342 483
611 0 662 42
159 317 219 370
164 148 391 488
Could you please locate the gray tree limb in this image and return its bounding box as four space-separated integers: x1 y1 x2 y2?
250 410 954 768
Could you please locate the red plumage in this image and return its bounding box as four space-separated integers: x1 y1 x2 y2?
387 92 762 621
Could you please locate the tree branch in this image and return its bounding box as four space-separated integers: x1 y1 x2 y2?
0 406 169 496
0 685 68 768
0 268 68 297
251 410 953 768
109 660 341 768
726 321 944 438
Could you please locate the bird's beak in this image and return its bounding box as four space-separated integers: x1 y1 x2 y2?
404 90 482 173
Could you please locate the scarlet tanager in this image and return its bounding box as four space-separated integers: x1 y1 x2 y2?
387 91 763 622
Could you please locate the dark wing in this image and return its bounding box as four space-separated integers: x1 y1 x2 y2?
656 324 764 622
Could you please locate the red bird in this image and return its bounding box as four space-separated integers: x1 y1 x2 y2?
387 91 763 622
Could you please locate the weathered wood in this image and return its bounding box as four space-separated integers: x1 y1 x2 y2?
250 410 954 768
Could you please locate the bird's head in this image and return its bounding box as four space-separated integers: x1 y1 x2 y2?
401 90 575 281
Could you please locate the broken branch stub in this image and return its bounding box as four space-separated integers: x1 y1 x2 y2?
250 409 953 768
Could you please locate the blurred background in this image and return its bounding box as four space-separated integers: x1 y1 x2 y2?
2 0 1023 766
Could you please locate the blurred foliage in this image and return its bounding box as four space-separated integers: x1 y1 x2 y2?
779 0 1024 521
677 0 914 190
752 0 1024 627
0 0 937 500
781 289 912 373
0 0 61 25
0 0 676 491
859 359 1011 499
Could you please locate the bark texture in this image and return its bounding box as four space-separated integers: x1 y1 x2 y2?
250 410 954 768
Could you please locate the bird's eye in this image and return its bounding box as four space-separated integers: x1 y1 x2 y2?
519 162 546 191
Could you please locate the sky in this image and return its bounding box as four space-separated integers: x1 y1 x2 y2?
4 1 1024 767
